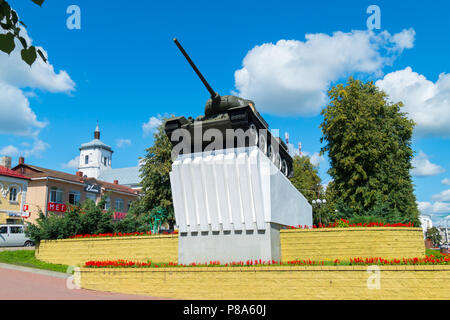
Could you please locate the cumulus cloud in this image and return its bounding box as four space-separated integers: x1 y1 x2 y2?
0 145 19 157
442 178 450 186
62 156 80 170
0 82 47 136
0 27 75 159
418 201 450 215
21 139 50 158
432 190 450 202
0 139 50 159
234 28 415 116
142 116 163 136
411 151 445 177
116 139 132 148
0 29 75 93
376 67 450 136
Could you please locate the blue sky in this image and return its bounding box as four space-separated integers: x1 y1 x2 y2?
2 0 450 224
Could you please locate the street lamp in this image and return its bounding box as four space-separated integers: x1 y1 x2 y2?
312 199 327 225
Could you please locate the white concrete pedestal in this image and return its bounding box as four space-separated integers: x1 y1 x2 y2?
169 147 312 264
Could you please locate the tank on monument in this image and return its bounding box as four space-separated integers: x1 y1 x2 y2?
165 38 293 178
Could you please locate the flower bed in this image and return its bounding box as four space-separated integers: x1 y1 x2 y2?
69 230 178 239
84 254 450 269
289 219 414 229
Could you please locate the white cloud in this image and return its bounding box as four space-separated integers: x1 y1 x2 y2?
432 190 450 202
0 27 75 159
411 151 445 177
116 139 131 148
418 201 450 215
310 152 325 166
418 201 450 225
21 139 50 158
234 28 415 116
0 82 47 136
442 178 450 186
142 116 163 136
62 156 80 170
0 145 19 157
0 139 49 159
287 142 325 166
376 67 450 136
0 29 75 93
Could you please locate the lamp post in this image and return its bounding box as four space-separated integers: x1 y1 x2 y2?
312 198 327 225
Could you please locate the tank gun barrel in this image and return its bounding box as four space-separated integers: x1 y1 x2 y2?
173 38 219 100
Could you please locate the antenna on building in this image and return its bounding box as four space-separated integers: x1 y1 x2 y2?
285 132 289 145
298 142 302 156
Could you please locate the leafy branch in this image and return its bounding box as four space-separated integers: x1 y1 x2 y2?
0 0 46 66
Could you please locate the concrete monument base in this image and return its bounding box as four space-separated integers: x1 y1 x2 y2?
170 147 312 265
179 223 281 264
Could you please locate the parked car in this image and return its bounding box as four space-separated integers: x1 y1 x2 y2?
0 225 34 247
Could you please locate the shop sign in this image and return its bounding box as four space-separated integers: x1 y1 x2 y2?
84 183 101 194
48 202 67 213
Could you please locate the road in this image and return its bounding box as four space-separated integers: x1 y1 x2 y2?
0 267 164 300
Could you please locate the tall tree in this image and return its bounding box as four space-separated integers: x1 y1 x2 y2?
0 0 47 66
289 155 329 224
320 77 419 224
139 122 175 228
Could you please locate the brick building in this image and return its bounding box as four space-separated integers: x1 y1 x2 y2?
12 157 139 224
0 156 30 225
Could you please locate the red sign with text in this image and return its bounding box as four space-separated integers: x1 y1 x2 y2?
48 202 67 213
23 205 29 211
113 212 127 220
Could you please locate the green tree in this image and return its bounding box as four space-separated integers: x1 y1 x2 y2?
0 0 47 65
320 77 419 224
139 122 175 228
426 227 442 247
289 155 329 225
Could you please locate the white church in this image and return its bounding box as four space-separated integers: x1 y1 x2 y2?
77 124 142 190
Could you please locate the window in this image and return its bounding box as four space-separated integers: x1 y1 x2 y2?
115 198 124 212
85 193 97 203
49 187 64 204
85 155 89 165
127 200 133 212
103 157 107 166
103 196 110 210
0 227 7 234
10 226 24 234
68 190 81 205
9 187 18 202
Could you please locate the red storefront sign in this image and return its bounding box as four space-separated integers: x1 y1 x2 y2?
113 212 127 220
47 202 67 213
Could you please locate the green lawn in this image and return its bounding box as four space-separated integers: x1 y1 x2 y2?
0 250 70 274
426 248 446 258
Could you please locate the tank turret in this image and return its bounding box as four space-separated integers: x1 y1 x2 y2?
165 38 293 178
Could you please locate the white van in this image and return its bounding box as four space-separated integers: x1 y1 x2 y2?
0 225 34 247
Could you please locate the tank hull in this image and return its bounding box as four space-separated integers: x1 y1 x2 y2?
165 105 293 178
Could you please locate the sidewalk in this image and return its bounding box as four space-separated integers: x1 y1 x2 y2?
0 264 163 300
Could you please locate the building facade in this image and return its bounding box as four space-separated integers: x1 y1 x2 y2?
78 124 141 191
12 158 139 224
0 157 30 225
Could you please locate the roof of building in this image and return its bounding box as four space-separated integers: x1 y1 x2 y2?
0 165 30 180
98 166 141 187
79 139 113 152
12 163 137 196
